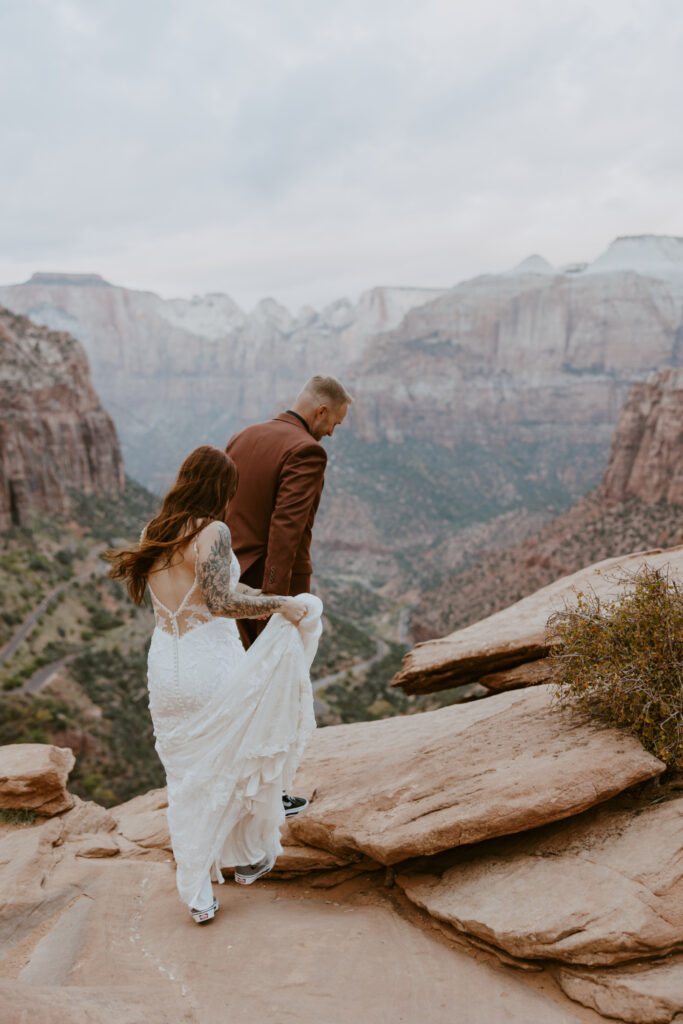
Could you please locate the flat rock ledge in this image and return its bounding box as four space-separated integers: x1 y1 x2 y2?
557 957 683 1024
479 657 556 691
393 545 683 695
288 684 665 865
397 795 683 967
0 743 75 816
109 786 355 874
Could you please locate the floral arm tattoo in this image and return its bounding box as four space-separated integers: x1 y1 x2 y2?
198 524 284 618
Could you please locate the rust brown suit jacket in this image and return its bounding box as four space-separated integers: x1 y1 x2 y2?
225 412 327 646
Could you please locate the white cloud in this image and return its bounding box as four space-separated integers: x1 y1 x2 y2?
0 0 681 308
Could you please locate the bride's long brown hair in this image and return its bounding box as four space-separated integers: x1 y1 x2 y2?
106 445 239 606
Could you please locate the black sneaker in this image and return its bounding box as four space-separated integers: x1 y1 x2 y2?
282 793 309 817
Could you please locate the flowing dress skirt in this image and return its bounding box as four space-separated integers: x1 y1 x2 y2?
146 596 321 907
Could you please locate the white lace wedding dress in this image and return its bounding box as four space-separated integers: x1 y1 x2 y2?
146 536 321 908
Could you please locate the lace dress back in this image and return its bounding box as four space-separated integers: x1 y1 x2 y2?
147 538 235 638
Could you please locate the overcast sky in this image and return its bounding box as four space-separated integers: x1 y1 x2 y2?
0 0 681 311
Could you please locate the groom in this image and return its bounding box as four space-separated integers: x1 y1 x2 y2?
226 375 351 818
225 375 352 650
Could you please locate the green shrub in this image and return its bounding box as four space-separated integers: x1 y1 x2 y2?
549 566 683 768
0 808 36 825
88 607 124 632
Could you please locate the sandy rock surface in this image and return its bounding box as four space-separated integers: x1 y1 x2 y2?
393 545 683 694
397 795 683 966
59 795 117 838
0 980 192 1024
0 819 83 949
557 957 683 1024
0 743 75 815
288 684 664 864
111 787 172 852
0 856 590 1024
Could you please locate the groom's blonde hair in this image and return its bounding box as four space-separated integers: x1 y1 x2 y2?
299 375 353 408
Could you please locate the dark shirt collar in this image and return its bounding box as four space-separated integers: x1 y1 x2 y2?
284 409 313 436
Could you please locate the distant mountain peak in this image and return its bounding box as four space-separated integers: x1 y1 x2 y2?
26 272 112 287
508 255 555 275
586 235 683 276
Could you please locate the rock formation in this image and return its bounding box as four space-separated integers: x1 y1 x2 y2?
397 796 683 965
2 516 682 1021
347 235 683 456
0 693 678 1023
1 237 682 576
411 365 683 642
393 544 683 695
0 306 124 531
0 273 443 491
0 743 75 816
287 684 663 863
600 367 683 505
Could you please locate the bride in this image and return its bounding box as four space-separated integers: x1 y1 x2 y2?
107 445 322 923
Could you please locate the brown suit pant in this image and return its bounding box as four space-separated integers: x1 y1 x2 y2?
236 560 311 650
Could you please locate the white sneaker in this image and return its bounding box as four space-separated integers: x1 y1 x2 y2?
190 897 219 923
234 853 276 885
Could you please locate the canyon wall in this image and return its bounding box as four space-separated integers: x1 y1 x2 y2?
1 236 682 578
600 366 683 506
410 365 683 640
0 306 124 531
0 273 443 490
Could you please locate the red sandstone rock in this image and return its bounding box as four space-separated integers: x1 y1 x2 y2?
478 658 555 691
397 796 683 967
601 367 683 506
0 743 75 816
110 787 172 852
288 685 665 865
393 545 683 695
557 958 683 1023
0 306 124 530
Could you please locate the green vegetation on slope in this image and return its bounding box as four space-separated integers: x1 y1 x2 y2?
413 495 683 640
326 432 607 551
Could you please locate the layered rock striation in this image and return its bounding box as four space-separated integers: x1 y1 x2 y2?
600 366 683 505
393 543 683 695
411 366 683 642
0 306 124 531
0 235 679 561
0 274 444 490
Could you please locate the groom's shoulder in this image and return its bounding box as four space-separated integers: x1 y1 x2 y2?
228 414 323 455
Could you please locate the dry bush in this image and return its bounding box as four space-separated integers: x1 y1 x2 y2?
548 566 683 769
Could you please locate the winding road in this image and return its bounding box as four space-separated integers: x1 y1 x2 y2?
4 560 415 704
312 635 390 694
0 544 108 690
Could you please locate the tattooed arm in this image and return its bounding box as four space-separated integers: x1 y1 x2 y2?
197 522 304 622
234 582 262 596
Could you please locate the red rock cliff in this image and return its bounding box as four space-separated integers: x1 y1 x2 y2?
0 306 125 530
599 367 683 506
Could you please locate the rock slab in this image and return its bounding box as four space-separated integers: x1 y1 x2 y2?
393 545 683 694
288 684 665 865
479 657 556 691
557 958 683 1024
397 796 683 966
0 743 75 815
